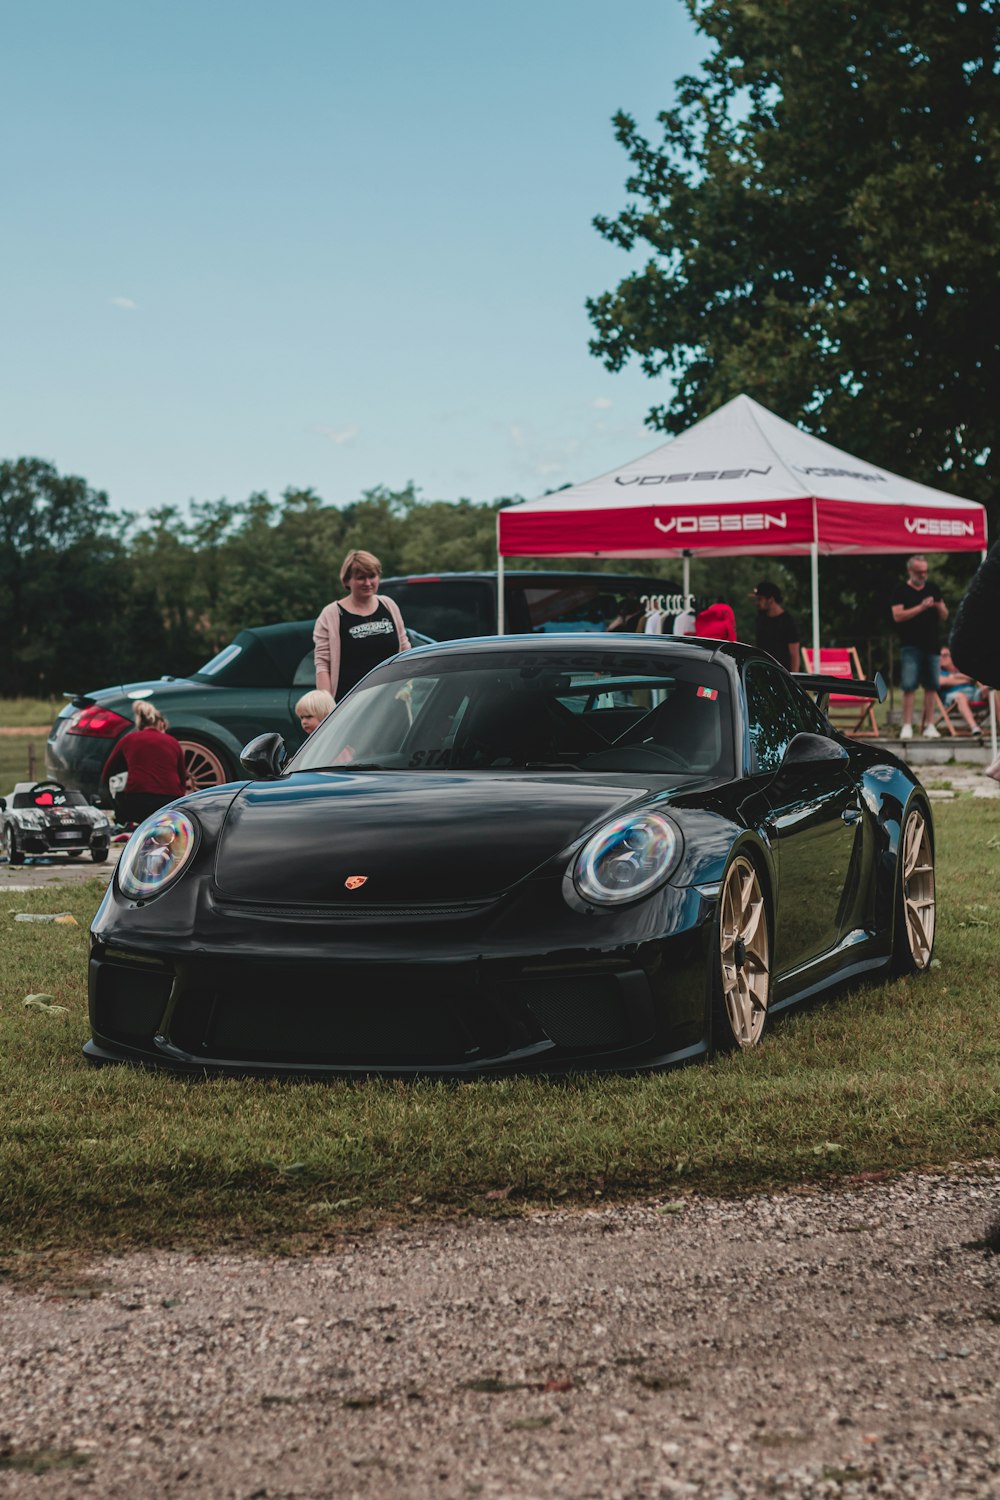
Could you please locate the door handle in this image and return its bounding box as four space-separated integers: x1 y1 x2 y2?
841 807 862 825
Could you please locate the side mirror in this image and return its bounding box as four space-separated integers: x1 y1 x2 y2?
779 732 849 772
240 733 288 781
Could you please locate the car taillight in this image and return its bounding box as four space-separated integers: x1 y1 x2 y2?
68 706 131 738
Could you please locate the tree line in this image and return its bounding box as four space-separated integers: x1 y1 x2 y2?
0 456 982 699
0 460 511 696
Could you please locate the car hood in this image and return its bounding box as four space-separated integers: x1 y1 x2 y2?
212 771 651 903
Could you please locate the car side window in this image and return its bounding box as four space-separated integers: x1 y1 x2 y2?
745 664 806 771
787 678 832 736
293 651 316 687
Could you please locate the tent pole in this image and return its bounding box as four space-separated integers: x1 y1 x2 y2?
496 550 505 635
810 542 820 667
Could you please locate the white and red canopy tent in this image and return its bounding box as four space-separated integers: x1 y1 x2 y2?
496 394 988 662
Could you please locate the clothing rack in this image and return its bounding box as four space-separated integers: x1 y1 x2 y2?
639 593 695 615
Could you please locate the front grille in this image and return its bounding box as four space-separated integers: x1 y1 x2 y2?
91 959 173 1043
213 896 499 923
515 975 631 1049
169 960 538 1064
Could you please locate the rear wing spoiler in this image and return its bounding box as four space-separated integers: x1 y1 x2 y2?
793 670 887 712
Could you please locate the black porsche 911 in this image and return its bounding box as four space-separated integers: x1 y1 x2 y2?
86 635 935 1076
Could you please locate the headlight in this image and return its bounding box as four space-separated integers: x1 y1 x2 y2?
573 811 681 906
117 809 198 899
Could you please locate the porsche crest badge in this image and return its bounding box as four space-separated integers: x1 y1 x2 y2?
344 875 368 891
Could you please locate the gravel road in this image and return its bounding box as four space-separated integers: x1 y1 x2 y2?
3 1165 998 1498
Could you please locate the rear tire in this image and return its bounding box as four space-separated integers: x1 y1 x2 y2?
177 737 233 791
4 827 25 866
712 853 772 1050
891 802 935 974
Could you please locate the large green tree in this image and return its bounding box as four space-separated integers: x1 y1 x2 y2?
0 459 165 696
588 1 1000 526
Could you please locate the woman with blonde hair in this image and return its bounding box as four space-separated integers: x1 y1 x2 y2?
100 698 188 828
313 549 410 702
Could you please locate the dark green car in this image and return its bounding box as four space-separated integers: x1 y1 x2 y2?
47 621 331 799
48 571 679 799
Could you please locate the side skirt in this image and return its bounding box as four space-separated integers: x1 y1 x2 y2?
771 929 891 1014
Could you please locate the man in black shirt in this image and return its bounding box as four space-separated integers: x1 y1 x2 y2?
751 580 801 672
890 554 948 740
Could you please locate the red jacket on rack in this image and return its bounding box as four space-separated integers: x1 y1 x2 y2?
693 602 737 641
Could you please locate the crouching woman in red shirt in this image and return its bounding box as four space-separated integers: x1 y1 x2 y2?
101 700 188 828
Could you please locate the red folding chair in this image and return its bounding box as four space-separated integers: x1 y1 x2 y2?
801 648 880 737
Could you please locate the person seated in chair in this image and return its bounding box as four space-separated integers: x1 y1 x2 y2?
938 646 982 735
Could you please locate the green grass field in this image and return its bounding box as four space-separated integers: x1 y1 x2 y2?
1 798 997 1264
0 697 62 792
0 736 47 790
0 697 62 729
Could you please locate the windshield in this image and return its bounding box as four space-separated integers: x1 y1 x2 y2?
290 649 734 777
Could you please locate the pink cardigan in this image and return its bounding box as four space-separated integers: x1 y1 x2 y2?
313 594 411 701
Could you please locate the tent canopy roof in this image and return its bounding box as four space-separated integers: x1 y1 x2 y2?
498 395 986 558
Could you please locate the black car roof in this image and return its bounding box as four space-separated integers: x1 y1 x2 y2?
407 630 749 660
403 632 757 669
191 620 314 687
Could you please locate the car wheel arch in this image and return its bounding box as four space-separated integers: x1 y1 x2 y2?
870 784 931 942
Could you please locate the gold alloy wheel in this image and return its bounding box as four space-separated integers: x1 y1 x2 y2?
900 806 935 969
719 854 771 1048
179 740 229 791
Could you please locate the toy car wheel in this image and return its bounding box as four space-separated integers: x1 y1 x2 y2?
892 802 935 974
177 737 232 791
712 852 771 1049
4 826 25 866
90 848 109 864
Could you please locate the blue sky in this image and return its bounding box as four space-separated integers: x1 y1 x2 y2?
2 1 706 517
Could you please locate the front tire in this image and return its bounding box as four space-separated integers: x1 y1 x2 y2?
4 827 25 866
891 803 935 974
712 853 771 1050
90 848 109 865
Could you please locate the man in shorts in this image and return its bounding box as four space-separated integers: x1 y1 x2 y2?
890 554 949 739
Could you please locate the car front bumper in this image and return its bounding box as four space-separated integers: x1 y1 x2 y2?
86 877 717 1077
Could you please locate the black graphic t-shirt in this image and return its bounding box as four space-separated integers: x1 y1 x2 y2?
336 599 400 698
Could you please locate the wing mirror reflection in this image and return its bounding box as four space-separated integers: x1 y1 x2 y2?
240 733 288 781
